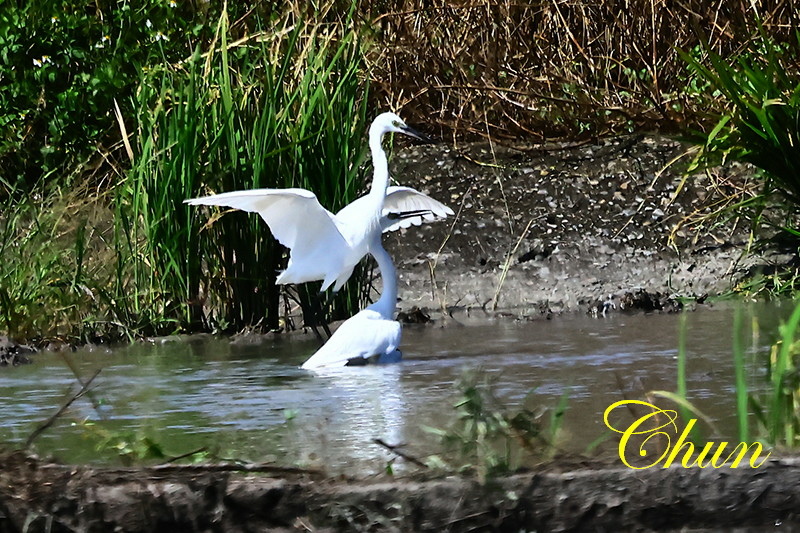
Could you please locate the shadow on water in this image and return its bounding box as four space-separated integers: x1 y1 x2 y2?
0 301 794 474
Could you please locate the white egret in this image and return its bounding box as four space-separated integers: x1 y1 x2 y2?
184 112 453 292
301 241 401 370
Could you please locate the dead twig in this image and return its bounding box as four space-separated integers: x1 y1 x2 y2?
26 369 102 448
373 438 428 469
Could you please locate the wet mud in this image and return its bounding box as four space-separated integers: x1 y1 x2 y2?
387 135 785 318
0 336 32 366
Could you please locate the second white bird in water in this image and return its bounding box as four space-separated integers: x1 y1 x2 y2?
301 241 401 370
185 112 453 292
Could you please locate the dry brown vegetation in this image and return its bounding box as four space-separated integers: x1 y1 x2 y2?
359 0 800 141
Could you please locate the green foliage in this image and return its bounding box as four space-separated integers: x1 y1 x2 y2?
424 370 566 479
92 427 168 466
0 0 206 192
79 420 212 466
0 1 371 342
681 28 800 218
743 302 800 447
675 25 800 298
674 302 800 449
0 187 113 343
116 5 371 333
732 306 749 442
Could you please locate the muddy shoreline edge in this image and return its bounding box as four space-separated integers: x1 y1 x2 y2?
1 452 798 532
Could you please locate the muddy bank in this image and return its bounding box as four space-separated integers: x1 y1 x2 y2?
387 135 785 317
0 336 33 366
2 452 799 532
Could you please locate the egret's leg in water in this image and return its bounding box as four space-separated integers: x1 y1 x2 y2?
313 291 333 340
295 285 333 342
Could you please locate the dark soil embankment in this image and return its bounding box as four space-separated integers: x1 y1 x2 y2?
386 135 784 318
0 336 32 366
2 452 800 532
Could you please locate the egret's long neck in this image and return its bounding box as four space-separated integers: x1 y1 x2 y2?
369 243 398 319
368 129 390 201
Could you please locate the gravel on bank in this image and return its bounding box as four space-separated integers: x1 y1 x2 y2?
384 135 788 318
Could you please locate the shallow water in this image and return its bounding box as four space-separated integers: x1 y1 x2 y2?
0 302 792 474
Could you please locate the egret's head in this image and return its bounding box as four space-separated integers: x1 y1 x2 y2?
370 112 432 143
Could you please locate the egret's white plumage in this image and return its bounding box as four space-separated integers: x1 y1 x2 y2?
339 185 453 233
301 242 401 370
185 112 453 292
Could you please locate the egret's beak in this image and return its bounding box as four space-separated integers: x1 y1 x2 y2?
399 124 434 144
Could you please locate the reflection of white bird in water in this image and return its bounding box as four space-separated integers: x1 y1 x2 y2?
185 112 453 292
301 243 401 369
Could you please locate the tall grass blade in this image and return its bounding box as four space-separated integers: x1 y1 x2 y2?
732 306 749 442
677 311 689 422
769 301 800 445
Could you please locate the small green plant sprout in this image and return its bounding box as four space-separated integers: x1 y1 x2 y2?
79 420 212 466
79 421 167 466
423 369 568 480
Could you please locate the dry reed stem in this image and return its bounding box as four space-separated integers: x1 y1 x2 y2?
363 0 799 140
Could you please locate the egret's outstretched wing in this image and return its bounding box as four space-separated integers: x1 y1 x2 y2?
335 186 454 233
185 188 349 258
381 186 454 232
301 311 402 370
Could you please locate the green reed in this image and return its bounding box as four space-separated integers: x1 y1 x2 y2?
0 187 111 343
728 302 800 448
766 302 800 445
732 307 749 442
660 303 800 448
115 4 370 334
654 310 709 442
677 311 688 421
